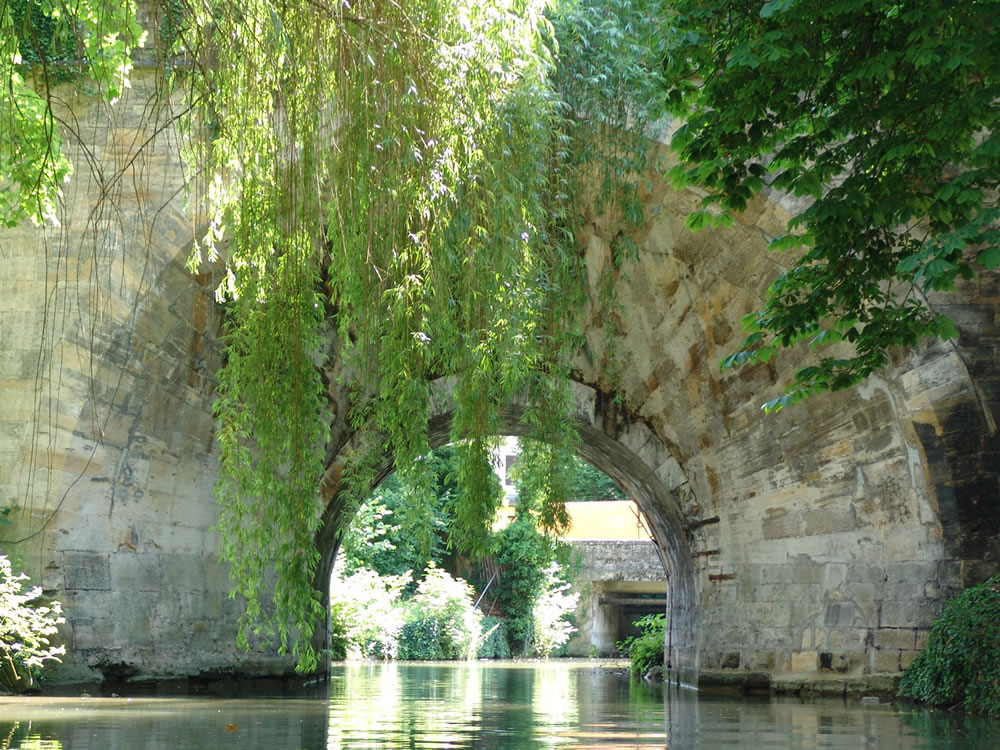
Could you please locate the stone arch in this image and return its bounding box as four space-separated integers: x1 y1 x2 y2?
4 83 999 685
316 377 702 684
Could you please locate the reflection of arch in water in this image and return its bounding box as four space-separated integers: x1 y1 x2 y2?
317 377 700 685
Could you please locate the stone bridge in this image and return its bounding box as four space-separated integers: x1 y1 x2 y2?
564 540 668 659
1 76 998 685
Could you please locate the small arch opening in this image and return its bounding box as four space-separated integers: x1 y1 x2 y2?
317 379 700 685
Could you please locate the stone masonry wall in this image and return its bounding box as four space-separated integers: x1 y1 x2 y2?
573 540 666 583
1 80 997 684
0 73 294 682
573 138 1000 676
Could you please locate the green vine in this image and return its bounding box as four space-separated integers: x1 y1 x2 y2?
0 1 145 226
168 0 665 669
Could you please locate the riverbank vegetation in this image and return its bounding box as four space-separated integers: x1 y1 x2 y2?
0 554 65 693
617 613 665 679
331 444 587 661
329 559 578 661
899 574 1000 717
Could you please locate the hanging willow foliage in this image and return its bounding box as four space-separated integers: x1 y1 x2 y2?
4 0 666 668
168 0 666 668
0 0 146 226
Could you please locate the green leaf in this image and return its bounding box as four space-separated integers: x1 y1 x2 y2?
685 210 712 232
760 0 796 20
978 247 1000 269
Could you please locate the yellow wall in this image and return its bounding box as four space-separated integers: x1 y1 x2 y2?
495 500 650 541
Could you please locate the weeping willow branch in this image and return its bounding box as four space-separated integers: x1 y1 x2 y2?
3 0 667 670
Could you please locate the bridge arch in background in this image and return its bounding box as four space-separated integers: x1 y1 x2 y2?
316 377 701 685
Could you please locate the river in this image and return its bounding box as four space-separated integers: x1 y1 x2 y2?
0 661 997 748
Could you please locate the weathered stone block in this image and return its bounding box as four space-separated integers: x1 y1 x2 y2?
874 628 916 651
69 617 110 649
847 563 887 585
791 651 817 672
62 551 110 591
825 628 867 651
899 650 920 670
824 602 856 628
789 555 825 585
762 510 802 540
721 651 740 669
879 598 942 629
110 553 161 593
872 649 901 673
914 630 930 652
803 506 857 536
884 561 939 584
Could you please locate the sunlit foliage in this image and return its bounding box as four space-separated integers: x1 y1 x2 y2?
0 0 145 226
0 555 65 693
168 0 663 668
663 0 1000 410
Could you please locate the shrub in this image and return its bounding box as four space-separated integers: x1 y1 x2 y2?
477 616 511 659
403 564 481 660
329 567 409 660
0 555 66 693
399 619 444 660
899 574 1000 717
617 613 665 678
488 518 556 652
531 565 579 657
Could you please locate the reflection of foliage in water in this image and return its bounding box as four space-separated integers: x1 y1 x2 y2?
899 707 1000 749
1 721 62 749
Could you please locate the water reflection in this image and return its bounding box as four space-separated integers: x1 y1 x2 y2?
325 662 668 748
1 722 61 750
0 662 998 748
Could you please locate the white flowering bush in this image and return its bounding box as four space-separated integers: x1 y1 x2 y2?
401 564 482 660
531 564 579 657
0 555 65 692
329 565 409 659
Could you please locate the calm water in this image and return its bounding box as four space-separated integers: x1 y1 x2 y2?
0 661 997 749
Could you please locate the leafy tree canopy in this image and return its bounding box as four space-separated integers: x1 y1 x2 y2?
339 446 468 583
662 0 1000 411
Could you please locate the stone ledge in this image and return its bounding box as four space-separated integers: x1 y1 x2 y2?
700 670 901 698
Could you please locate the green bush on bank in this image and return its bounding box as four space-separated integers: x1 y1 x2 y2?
477 617 511 659
617 613 665 678
402 564 481 660
328 568 408 660
487 517 563 653
398 619 443 660
0 554 66 693
330 564 481 661
330 558 578 661
899 574 1000 717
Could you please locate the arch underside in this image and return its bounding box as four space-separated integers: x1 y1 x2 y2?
316 377 701 685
